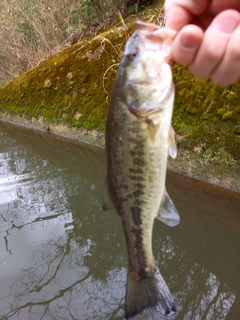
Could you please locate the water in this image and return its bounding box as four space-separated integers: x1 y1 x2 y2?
0 120 239 320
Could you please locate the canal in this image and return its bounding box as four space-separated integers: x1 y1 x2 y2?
0 121 239 319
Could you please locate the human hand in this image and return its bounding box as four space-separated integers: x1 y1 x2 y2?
164 0 240 86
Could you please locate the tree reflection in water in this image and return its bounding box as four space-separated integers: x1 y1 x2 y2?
0 231 237 319
0 122 239 319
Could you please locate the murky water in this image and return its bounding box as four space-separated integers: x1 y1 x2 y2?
0 121 239 320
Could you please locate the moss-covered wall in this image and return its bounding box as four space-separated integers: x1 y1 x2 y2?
0 1 239 182
172 65 240 171
0 4 162 131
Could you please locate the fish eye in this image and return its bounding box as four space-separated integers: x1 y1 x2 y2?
127 48 138 61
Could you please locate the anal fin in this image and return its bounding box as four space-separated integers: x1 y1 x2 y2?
156 191 180 227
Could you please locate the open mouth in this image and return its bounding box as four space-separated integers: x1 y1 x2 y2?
128 77 160 87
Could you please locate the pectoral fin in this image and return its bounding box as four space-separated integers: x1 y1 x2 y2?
147 121 159 141
102 178 115 211
168 126 177 159
156 191 180 227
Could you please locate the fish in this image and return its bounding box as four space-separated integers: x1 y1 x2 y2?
102 20 180 319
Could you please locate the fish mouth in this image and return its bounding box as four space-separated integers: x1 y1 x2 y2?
129 103 163 118
128 78 160 87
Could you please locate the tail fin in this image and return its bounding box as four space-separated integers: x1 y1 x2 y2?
125 267 176 319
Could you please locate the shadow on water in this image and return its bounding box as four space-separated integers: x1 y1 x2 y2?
0 121 239 320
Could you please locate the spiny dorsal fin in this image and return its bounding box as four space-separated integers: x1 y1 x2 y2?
102 178 115 211
156 190 180 227
168 126 177 159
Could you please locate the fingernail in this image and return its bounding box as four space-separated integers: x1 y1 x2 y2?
181 35 198 50
216 12 239 35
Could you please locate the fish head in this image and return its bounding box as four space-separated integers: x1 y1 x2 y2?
119 21 176 116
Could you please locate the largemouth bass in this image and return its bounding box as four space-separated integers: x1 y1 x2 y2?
102 21 180 319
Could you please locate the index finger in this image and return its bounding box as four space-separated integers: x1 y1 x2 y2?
164 0 209 30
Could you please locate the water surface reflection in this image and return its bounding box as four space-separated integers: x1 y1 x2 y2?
0 121 239 319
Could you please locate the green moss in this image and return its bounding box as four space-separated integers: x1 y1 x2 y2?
0 1 164 131
234 126 240 134
172 63 240 175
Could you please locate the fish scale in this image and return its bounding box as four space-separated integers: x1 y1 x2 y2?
102 21 180 319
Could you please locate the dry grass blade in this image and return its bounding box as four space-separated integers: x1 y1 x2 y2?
102 63 119 103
